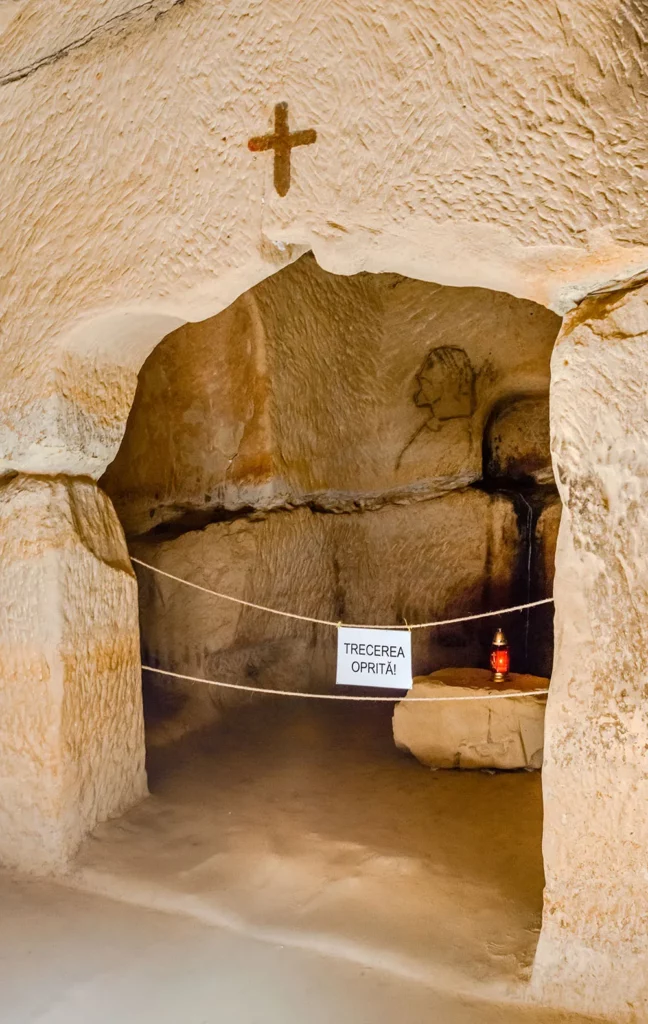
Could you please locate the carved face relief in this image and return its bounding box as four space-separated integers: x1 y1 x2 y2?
414 346 475 427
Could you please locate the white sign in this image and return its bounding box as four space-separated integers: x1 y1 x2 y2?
336 627 412 689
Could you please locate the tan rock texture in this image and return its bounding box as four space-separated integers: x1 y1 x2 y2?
0 1 25 34
485 396 552 484
532 282 648 1019
530 495 562 679
393 668 547 770
1 1 647 477
134 490 520 745
0 0 644 1010
0 475 147 873
103 256 559 534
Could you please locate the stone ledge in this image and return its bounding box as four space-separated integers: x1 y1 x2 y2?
393 667 548 771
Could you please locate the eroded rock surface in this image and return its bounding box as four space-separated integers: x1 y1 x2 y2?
103 257 559 535
134 490 522 744
104 265 562 746
393 667 547 770
1 0 647 483
485 395 552 483
0 474 147 872
532 282 648 1018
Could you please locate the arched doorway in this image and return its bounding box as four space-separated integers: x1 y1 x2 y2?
83 252 562 1004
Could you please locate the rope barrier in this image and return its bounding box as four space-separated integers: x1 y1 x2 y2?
131 557 553 630
142 664 549 702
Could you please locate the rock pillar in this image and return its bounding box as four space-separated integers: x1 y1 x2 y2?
0 474 147 873
533 283 648 1018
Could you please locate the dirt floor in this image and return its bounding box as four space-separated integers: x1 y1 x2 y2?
1 702 605 1023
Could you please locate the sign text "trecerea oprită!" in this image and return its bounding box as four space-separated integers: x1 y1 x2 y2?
336 627 412 690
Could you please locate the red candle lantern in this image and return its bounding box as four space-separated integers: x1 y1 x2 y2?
490 627 510 682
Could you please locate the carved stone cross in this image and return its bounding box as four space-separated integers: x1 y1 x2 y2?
248 102 317 197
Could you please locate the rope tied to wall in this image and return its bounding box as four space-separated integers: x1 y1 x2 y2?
132 556 553 702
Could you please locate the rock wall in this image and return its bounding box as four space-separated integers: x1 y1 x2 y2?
133 491 520 744
1 0 647 486
102 261 561 742
0 0 642 1008
0 475 147 872
485 395 553 485
532 283 648 1018
103 255 559 533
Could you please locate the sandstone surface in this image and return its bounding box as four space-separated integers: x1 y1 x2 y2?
0 0 645 1014
0 474 147 872
485 395 552 484
393 667 547 771
133 490 522 744
1 1 647 481
103 257 559 535
532 282 648 1018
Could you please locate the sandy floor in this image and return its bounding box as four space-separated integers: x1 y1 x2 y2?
2 703 604 1023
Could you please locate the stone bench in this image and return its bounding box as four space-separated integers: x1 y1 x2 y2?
392 667 548 770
